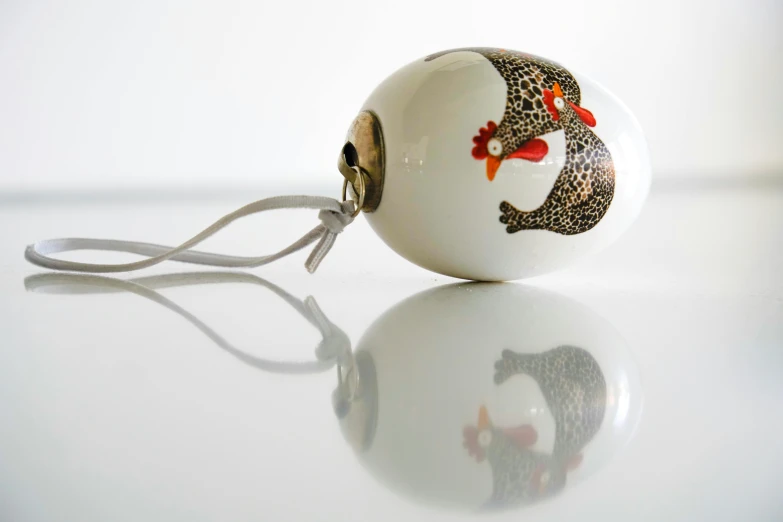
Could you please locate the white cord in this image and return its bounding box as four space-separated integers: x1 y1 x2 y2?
24 195 356 274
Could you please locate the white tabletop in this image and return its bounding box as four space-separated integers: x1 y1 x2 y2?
1 180 781 521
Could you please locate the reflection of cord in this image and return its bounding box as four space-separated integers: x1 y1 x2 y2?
24 272 353 375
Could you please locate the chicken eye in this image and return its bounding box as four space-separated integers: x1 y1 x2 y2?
478 430 493 448
554 97 565 110
487 138 503 156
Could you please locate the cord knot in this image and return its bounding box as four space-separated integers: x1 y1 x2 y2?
318 201 354 235
304 200 357 274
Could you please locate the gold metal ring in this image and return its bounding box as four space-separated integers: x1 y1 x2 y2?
337 358 361 402
342 166 366 218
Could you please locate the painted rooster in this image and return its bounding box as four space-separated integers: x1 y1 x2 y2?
463 345 606 509
426 48 582 181
499 82 615 235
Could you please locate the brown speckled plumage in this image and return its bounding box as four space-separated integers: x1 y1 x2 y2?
478 346 606 509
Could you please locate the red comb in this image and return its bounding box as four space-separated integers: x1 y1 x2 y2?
463 426 486 462
543 89 559 121
471 121 497 159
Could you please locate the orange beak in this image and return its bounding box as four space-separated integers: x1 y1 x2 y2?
553 82 564 97
478 405 490 430
486 156 501 181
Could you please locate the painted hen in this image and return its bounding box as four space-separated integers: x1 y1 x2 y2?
426 47 582 181
499 82 615 235
463 345 606 509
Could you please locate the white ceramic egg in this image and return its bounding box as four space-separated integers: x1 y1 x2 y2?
335 282 643 512
349 48 650 281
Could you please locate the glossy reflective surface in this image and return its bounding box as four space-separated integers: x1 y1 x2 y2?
342 283 641 511
1 181 782 521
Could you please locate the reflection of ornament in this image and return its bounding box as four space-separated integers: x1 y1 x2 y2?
337 283 642 512
463 345 606 507
25 272 642 513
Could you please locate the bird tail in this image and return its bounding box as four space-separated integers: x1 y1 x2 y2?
494 349 539 384
499 201 539 233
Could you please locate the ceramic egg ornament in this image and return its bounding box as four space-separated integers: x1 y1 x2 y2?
24 47 649 281
341 48 650 280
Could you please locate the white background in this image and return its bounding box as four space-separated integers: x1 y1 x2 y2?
1 0 781 192
1 4 782 520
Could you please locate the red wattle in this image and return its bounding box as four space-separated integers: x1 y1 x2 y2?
566 453 584 471
530 464 547 492
506 138 549 162
502 424 539 448
569 101 596 127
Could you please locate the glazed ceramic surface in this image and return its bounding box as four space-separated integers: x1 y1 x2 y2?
361 48 650 280
339 283 642 511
